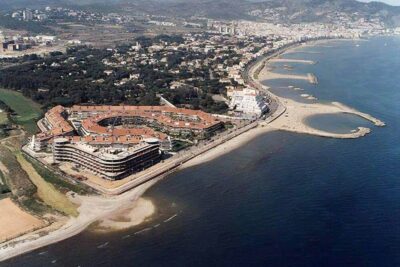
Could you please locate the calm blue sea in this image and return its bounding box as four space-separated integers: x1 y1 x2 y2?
3 36 400 267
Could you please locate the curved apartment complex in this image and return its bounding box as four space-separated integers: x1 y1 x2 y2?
53 138 161 180
31 105 223 180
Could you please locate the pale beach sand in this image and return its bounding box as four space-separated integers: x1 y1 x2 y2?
182 125 276 169
258 68 311 82
255 44 384 139
267 96 374 138
269 58 315 64
0 198 46 243
0 178 160 261
95 198 155 231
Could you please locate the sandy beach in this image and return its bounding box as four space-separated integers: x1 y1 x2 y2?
258 69 311 82
0 178 159 262
0 123 278 262
0 198 46 243
269 58 315 64
182 125 275 169
258 76 384 138
251 40 384 139
268 97 375 138
96 198 155 231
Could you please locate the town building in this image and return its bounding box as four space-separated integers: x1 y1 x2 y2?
53 138 161 180
228 88 268 116
23 10 33 21
30 105 223 180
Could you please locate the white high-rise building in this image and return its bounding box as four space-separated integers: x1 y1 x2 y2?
23 10 33 21
229 88 268 116
11 12 21 19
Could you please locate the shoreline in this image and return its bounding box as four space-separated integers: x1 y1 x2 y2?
248 39 385 139
0 122 264 262
94 198 155 232
0 178 160 262
0 37 386 262
182 125 276 169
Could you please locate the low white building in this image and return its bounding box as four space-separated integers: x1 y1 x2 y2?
229 88 268 116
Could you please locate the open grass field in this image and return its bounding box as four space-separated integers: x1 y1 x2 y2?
0 89 42 134
0 198 46 243
26 156 90 195
16 153 78 217
0 146 36 196
0 110 8 139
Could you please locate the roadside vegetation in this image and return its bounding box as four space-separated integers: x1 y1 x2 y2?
172 140 191 152
0 90 86 218
0 145 49 214
24 155 90 195
15 153 79 217
0 110 7 125
0 108 9 139
0 170 11 198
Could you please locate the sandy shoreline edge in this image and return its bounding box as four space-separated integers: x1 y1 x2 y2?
0 38 385 262
250 39 385 139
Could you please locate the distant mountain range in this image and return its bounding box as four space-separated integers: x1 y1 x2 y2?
145 0 400 25
2 0 400 26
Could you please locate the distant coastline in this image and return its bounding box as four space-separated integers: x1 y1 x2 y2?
247 38 385 139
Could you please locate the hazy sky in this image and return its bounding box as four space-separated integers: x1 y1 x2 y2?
358 0 400 5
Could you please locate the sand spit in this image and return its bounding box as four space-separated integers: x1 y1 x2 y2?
257 72 383 138
283 51 321 55
268 96 377 139
258 69 317 84
270 58 315 64
95 198 155 232
0 178 160 262
0 122 277 262
331 102 385 127
251 39 384 139
0 120 273 261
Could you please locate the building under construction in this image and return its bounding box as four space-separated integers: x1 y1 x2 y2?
30 105 223 180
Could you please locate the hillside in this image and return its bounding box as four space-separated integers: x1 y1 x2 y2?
143 0 400 25
1 0 400 26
